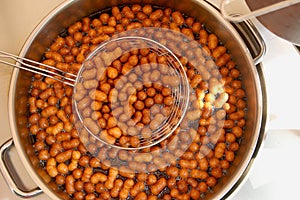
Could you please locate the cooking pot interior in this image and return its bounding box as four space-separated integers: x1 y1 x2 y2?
11 0 262 199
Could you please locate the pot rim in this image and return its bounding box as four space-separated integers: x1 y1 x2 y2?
8 1 74 199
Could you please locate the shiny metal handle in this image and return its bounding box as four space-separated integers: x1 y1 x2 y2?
203 0 266 65
233 20 266 65
0 50 76 87
221 0 300 22
0 138 43 198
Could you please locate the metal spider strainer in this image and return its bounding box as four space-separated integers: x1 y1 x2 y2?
72 36 190 150
0 32 190 151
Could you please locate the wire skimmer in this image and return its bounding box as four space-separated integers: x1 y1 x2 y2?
0 36 190 151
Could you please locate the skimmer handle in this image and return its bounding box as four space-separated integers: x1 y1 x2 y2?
0 50 76 86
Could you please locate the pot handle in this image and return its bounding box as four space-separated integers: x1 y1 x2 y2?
220 0 300 22
0 138 43 198
233 19 266 65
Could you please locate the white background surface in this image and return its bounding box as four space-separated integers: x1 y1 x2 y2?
0 0 300 199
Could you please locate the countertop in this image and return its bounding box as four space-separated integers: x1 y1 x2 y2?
0 0 300 199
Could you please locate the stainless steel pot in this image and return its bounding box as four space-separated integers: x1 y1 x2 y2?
0 0 267 199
